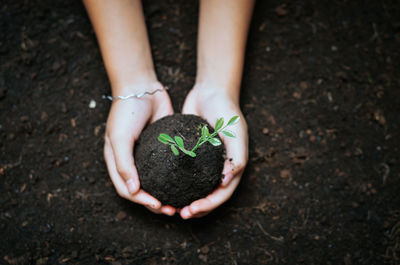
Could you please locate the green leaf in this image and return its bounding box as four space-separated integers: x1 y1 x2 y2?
222 130 236 138
159 133 174 144
158 135 170 144
182 149 196 157
227 115 240 126
208 137 222 146
170 145 179 156
215 118 224 131
174 136 184 148
201 125 210 137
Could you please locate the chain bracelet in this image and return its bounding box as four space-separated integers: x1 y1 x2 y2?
102 86 168 101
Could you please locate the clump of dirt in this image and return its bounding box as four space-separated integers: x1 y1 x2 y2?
135 114 224 208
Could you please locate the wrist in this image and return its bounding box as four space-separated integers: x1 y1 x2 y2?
195 57 244 94
192 82 240 104
111 79 163 97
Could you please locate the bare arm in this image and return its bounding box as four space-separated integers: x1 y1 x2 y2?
83 0 157 93
196 0 255 102
83 0 175 216
181 0 255 219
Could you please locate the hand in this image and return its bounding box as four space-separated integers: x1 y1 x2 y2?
104 82 177 216
180 85 248 219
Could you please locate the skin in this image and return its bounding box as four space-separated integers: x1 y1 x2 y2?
83 0 254 218
83 0 175 216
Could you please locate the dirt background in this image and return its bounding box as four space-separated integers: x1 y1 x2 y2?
1 0 400 264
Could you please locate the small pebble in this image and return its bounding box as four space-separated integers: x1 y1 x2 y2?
198 254 208 263
20 116 29 122
89 99 96 109
280 169 292 179
275 5 288 16
300 81 308 90
115 211 127 221
41 112 48 121
71 251 78 259
94 125 102 136
327 92 333 102
36 257 48 265
200 245 210 254
292 92 301 99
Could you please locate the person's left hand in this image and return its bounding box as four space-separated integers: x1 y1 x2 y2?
179 85 248 219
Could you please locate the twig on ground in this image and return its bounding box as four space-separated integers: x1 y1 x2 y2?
256 221 284 244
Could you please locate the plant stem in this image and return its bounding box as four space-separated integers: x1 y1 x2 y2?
190 124 228 152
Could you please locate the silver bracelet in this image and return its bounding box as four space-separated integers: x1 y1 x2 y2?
102 86 168 101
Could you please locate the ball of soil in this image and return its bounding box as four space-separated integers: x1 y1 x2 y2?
135 114 225 208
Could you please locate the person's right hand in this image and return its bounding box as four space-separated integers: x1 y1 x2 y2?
103 82 176 216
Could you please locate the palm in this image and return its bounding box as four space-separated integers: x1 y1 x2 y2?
181 88 248 218
104 90 176 216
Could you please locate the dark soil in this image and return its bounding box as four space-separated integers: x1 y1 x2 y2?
1 0 400 264
135 114 224 208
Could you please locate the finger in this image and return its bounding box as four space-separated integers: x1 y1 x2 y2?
145 206 163 214
145 205 176 216
130 190 161 209
180 206 192 219
181 208 208 219
104 140 162 209
160 205 176 216
221 119 248 186
109 136 140 194
221 158 245 186
180 175 242 219
193 175 241 213
151 91 174 122
190 211 209 219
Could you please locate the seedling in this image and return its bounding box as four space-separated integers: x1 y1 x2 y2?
158 116 240 157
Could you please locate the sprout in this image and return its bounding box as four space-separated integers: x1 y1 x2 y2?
158 115 240 157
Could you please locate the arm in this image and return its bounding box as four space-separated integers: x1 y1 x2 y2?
83 0 156 92
83 0 175 216
196 0 255 102
181 0 255 219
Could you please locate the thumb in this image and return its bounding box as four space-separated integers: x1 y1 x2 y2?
181 89 199 115
110 138 140 194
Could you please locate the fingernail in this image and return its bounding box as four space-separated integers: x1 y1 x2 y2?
181 207 191 219
222 174 233 186
126 179 136 194
164 208 175 216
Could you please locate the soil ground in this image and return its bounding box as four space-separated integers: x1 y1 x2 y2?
1 0 400 264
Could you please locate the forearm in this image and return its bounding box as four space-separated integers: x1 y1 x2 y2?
83 0 157 95
196 0 255 99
